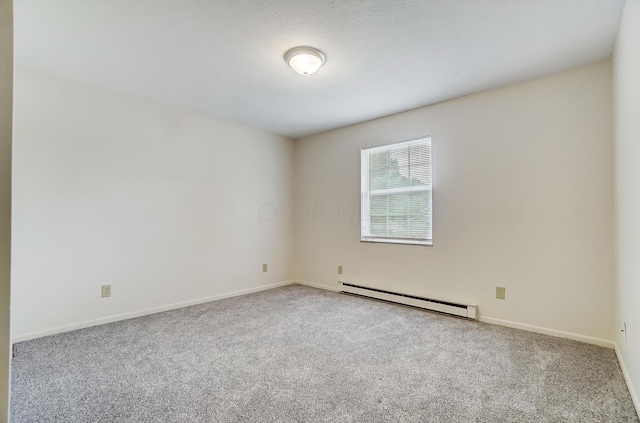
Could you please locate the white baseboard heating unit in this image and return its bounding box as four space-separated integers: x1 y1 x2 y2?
339 282 477 320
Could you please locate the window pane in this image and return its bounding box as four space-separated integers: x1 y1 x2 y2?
409 143 431 187
370 150 389 190
370 215 388 237
388 216 409 238
369 190 431 240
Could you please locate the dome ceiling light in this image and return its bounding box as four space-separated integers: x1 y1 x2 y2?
284 46 326 76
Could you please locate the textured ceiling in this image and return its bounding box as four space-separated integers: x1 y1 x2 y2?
14 0 625 139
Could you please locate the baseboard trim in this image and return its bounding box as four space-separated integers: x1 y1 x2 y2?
14 279 617 352
615 343 640 417
478 316 615 349
294 280 341 292
293 280 615 349
12 280 296 343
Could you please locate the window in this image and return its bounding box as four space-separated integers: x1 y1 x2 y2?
361 137 432 246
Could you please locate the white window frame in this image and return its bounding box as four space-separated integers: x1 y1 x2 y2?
361 136 433 246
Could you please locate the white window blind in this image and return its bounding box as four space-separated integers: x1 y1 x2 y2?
361 137 432 246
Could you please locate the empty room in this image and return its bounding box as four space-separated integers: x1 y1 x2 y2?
0 0 639 421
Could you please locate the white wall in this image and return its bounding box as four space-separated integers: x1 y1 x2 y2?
613 0 640 412
11 67 294 340
0 0 11 420
294 61 615 345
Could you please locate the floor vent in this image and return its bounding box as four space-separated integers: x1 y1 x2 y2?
339 282 477 320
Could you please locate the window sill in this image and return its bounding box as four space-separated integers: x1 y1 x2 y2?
361 237 433 247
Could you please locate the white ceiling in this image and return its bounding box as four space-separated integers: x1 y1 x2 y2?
14 0 625 139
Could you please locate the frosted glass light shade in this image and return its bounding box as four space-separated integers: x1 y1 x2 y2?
285 47 326 75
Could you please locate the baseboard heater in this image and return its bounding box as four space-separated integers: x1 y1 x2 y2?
338 282 477 320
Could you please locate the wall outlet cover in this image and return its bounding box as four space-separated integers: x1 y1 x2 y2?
262 263 268 273
496 286 506 300
101 284 111 298
338 265 343 275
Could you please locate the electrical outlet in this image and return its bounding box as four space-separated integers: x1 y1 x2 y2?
338 265 343 275
101 284 111 298
622 322 627 341
496 286 506 300
262 263 268 273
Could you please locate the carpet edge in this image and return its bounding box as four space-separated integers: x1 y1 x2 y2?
12 280 297 343
616 343 640 418
477 316 615 348
295 279 615 349
294 280 341 292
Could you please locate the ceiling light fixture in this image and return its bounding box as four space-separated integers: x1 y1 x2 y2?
284 46 326 76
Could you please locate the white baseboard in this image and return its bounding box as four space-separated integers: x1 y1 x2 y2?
12 280 296 343
478 316 615 349
13 278 618 352
294 280 615 349
294 279 341 292
615 343 640 417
